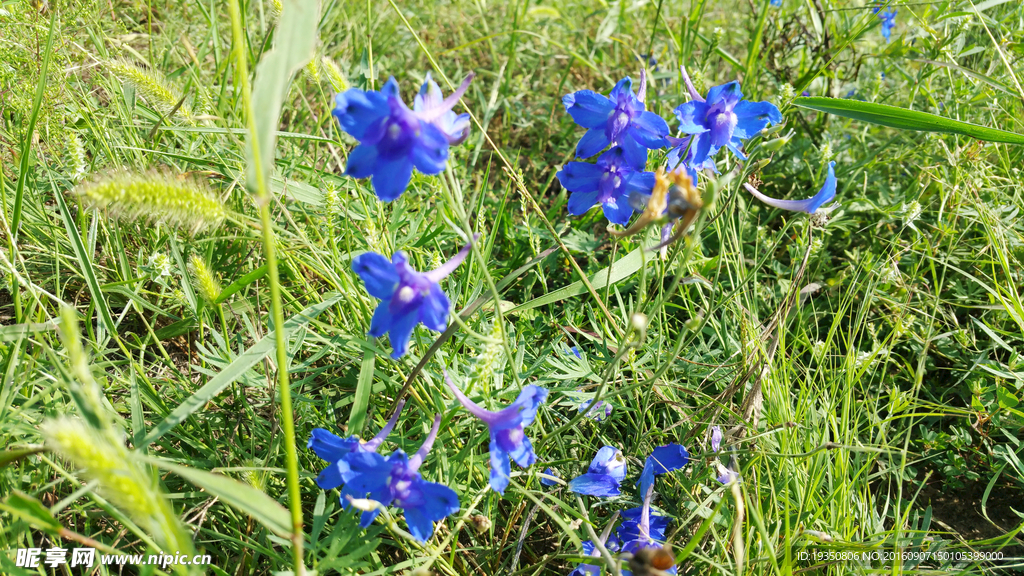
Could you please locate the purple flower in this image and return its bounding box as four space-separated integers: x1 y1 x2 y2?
579 398 613 421
352 235 477 359
562 77 669 169
557 147 656 225
710 426 723 453
742 161 836 214
444 370 549 494
801 90 811 97
674 66 783 164
620 485 677 575
569 346 582 359
637 443 690 499
568 446 627 497
414 72 472 145
333 74 473 202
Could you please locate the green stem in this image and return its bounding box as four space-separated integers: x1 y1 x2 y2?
226 1 304 573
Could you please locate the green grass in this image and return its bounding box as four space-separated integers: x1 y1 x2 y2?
2 0 1023 575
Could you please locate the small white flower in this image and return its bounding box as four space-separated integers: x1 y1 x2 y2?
148 252 173 278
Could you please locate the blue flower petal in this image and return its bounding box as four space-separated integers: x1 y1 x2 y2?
386 308 420 359
345 144 379 178
576 128 611 159
601 195 635 226
411 123 450 174
418 283 450 332
315 461 344 490
608 77 634 100
567 188 601 216
631 111 670 148
510 385 549 427
567 473 621 497
622 171 656 195
489 437 513 494
368 300 395 338
371 157 415 202
307 428 360 461
673 101 710 134
589 446 627 481
733 100 782 139
505 432 537 468
557 161 602 195
705 81 744 108
563 90 616 128
806 161 837 213
333 89 389 140
540 467 559 486
359 508 383 528
352 252 400 300
617 135 649 172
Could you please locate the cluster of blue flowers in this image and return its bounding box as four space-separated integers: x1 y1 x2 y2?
313 63 841 565
560 443 690 575
558 66 837 226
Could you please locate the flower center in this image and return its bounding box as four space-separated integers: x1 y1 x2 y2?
396 285 416 303
387 123 402 139
506 427 524 444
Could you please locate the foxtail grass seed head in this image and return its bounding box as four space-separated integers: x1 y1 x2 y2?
471 322 505 386
322 56 348 92
77 171 226 234
780 83 795 101
68 132 87 181
42 418 195 557
106 59 194 123
271 0 282 18
189 255 221 303
304 57 321 84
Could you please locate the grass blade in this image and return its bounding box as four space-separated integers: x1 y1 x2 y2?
138 293 342 448
792 96 1024 144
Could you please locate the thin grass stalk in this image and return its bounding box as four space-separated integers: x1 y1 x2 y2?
225 1 304 573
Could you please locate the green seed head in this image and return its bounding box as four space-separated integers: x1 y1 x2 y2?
77 171 226 234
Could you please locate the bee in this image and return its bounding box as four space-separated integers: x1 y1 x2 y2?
627 543 676 576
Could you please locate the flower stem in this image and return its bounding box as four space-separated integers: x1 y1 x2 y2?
226 1 304 573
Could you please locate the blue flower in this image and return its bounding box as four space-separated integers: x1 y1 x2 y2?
742 161 836 214
879 8 897 42
310 398 406 494
620 484 677 575
568 446 627 497
444 370 549 494
664 135 717 184
333 74 473 202
674 67 783 163
562 77 669 169
414 72 473 145
352 235 477 359
541 467 560 487
569 346 582 359
557 147 656 225
637 443 690 499
617 506 671 543
770 0 782 6
315 411 459 541
381 415 461 542
709 425 741 485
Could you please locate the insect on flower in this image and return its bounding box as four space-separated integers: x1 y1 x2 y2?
352 235 478 359
620 485 677 575
333 73 474 202
443 369 549 494
612 168 703 255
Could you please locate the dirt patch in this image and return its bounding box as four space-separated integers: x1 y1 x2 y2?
917 479 1024 557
